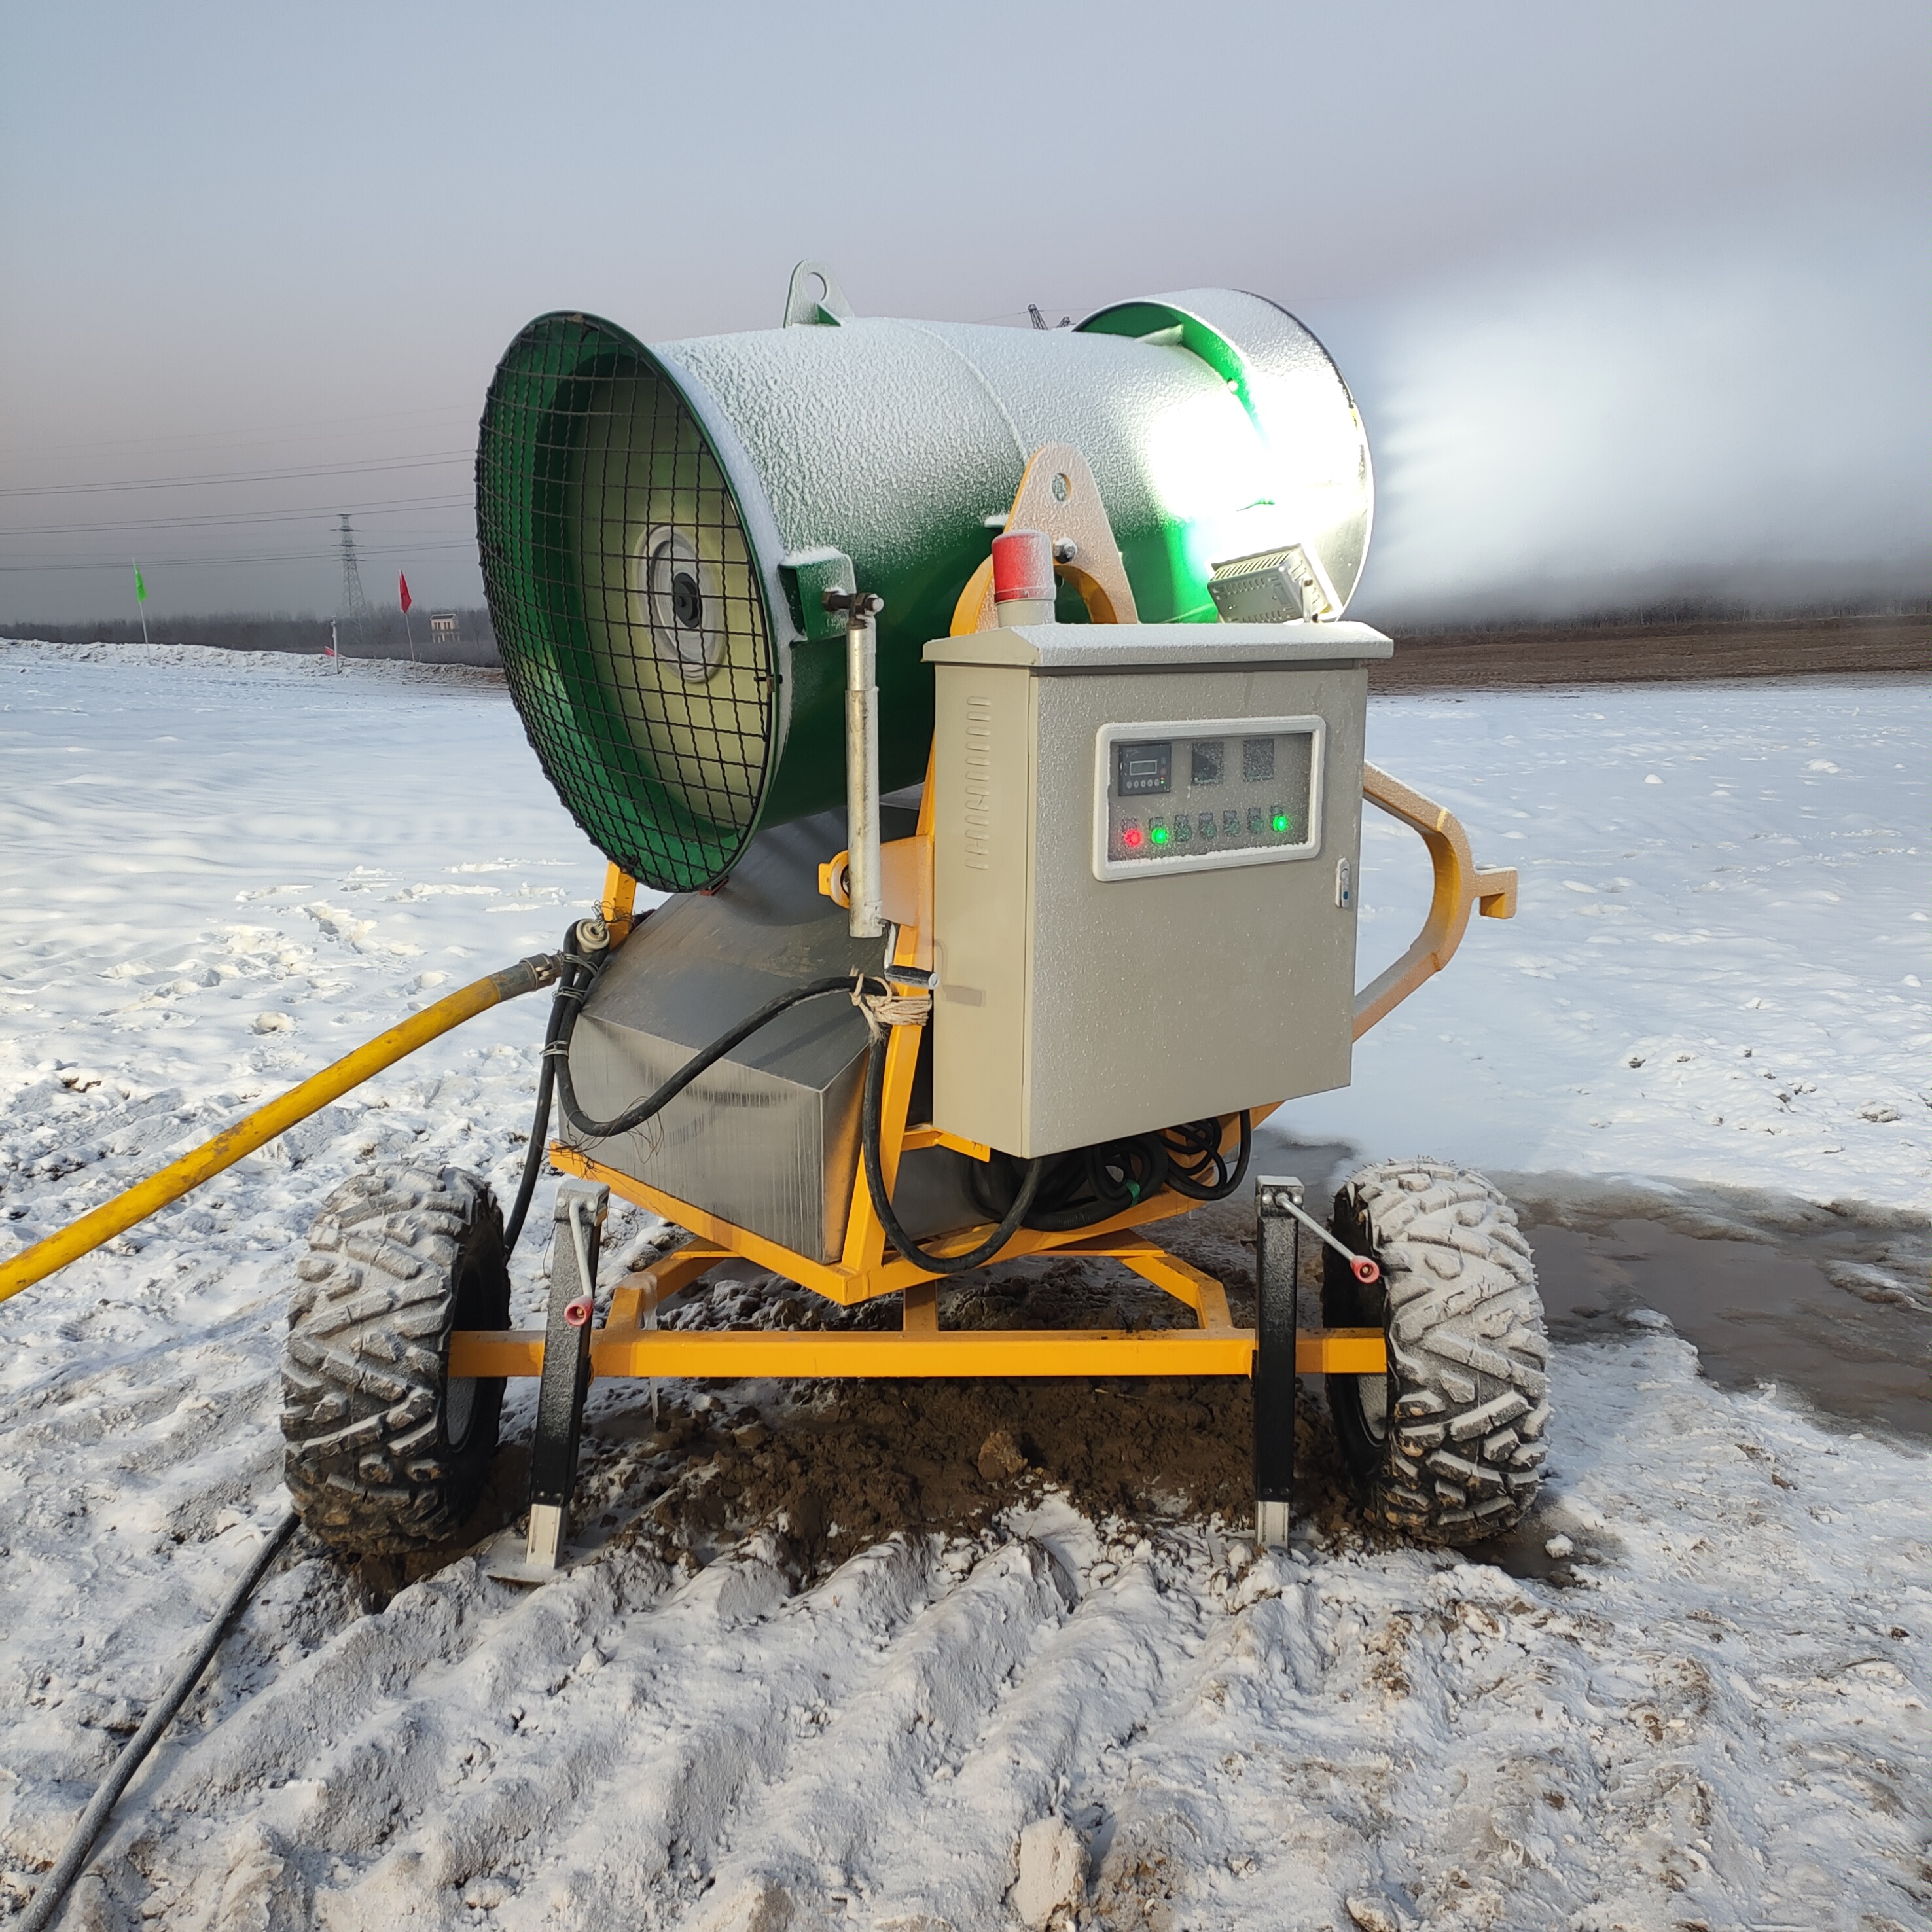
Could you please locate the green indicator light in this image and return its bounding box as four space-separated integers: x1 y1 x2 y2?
1150 823 1170 845
1271 812 1290 834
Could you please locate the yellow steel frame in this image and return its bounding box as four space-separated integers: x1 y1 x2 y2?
447 453 1517 1389
450 846 1511 1400
452 764 1351 1385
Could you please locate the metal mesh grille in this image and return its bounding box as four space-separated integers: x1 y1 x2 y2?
477 313 775 892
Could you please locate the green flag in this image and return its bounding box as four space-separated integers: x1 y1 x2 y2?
134 565 147 603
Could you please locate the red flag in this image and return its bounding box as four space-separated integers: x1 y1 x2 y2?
399 572 413 615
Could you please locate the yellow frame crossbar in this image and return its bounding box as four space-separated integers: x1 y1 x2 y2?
448 1227 1387 1382
450 1323 1387 1382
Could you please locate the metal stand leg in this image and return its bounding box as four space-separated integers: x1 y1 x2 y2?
1254 1176 1302 1548
525 1178 606 1572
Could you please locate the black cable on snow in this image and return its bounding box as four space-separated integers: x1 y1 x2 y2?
20 1509 299 1932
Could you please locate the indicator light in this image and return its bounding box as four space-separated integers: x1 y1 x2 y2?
1122 826 1145 850
1150 823 1170 846
1271 812 1290 834
1199 814 1216 838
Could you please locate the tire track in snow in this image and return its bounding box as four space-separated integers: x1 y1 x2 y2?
660 1537 1078 1930
134 1536 952 1926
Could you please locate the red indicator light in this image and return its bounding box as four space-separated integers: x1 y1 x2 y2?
1123 827 1145 850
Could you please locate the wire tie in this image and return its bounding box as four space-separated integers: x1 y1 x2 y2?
849 972 932 1043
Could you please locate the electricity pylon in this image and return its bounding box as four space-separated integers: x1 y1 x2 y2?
336 514 374 660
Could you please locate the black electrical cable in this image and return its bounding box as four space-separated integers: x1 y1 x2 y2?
963 1113 1253 1232
503 923 601 1255
857 1029 1046 1273
19 1509 299 1932
1018 1136 1172 1233
550 972 874 1143
522 924 1249 1266
501 1041 557 1257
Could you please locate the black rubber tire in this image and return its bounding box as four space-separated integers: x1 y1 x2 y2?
282 1164 510 1554
1323 1158 1550 1543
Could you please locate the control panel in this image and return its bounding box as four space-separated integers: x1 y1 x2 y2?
1094 714 1325 880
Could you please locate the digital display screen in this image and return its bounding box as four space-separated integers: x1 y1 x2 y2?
1115 741 1172 796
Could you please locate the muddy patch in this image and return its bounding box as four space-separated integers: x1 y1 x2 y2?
1503 1174 1929 1440
506 1197 1394 1579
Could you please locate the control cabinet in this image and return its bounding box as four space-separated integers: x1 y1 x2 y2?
924 621 1391 1158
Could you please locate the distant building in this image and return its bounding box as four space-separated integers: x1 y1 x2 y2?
429 611 459 649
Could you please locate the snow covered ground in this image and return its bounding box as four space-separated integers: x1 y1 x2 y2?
1 641 1926 1931
1329 679 1930 1211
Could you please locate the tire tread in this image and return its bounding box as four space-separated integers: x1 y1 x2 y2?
281 1163 507 1554
1329 1158 1552 1543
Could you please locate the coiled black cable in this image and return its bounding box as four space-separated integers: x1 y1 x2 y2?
1160 1113 1254 1200
964 1112 1252 1235
1018 1135 1172 1232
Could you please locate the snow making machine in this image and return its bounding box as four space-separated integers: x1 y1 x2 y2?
321 260 1555 1576
0 264 1550 1573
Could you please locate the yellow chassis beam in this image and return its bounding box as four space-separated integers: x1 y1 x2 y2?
450 1323 1387 1381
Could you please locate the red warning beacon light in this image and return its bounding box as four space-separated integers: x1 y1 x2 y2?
991 528 1056 611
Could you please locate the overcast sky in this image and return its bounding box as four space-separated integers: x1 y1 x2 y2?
3 1 1927 627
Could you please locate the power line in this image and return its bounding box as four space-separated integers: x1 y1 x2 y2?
0 493 471 539
0 451 472 500
7 401 476 462
0 537 480 574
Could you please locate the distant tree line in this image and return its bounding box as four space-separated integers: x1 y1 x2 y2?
0 607 501 666
1384 590 1931 638
11 591 1925 659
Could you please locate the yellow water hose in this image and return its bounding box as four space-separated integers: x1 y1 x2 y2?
0 953 562 1306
